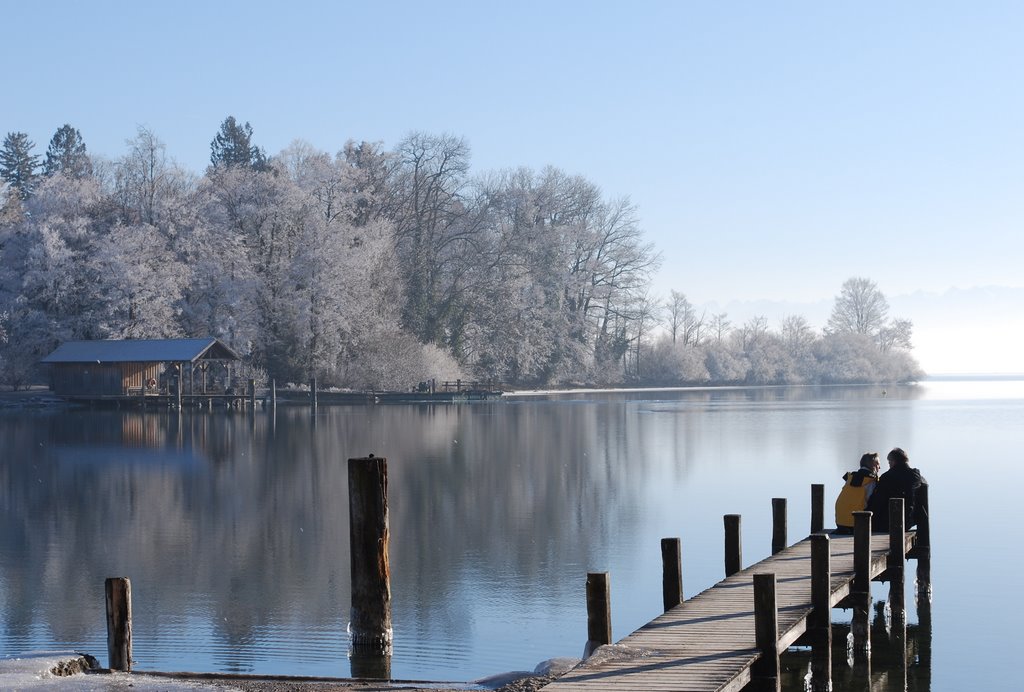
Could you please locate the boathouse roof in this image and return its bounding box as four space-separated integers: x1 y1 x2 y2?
40 338 241 364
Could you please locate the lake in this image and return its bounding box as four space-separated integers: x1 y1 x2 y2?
1 377 1021 690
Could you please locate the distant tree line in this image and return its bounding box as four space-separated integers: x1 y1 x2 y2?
0 120 922 390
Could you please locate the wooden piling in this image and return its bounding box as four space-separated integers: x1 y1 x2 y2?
585 571 612 657
888 497 906 630
271 379 277 409
809 533 831 691
752 573 780 692
249 379 256 410
771 498 787 555
810 483 824 534
661 537 683 611
852 510 872 652
724 514 742 577
310 377 318 410
348 456 392 650
104 577 132 672
915 484 931 600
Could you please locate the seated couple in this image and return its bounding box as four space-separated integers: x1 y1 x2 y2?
834 447 927 533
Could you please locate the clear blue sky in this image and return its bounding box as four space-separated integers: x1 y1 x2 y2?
4 1 1023 371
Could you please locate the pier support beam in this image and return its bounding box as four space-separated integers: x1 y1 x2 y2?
808 534 832 692
771 498 787 554
104 577 132 672
348 456 392 657
851 510 872 655
661 537 683 611
887 498 906 631
752 573 780 692
585 572 612 658
724 514 742 577
810 483 824 534
914 485 931 601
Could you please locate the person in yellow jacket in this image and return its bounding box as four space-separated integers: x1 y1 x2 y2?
835 452 881 533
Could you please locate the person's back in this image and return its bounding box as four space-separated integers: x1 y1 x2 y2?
867 447 927 531
834 452 880 533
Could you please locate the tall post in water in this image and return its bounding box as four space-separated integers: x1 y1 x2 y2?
914 484 931 600
270 378 277 410
310 377 318 411
724 514 742 577
771 498 787 554
105 577 132 672
809 534 832 691
661 537 683 611
248 379 256 410
752 573 780 692
348 455 392 670
810 483 825 534
851 510 872 655
585 572 612 658
888 497 907 631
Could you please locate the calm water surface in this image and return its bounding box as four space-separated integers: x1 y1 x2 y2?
1 378 1021 690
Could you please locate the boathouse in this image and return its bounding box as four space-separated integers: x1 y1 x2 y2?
40 338 241 399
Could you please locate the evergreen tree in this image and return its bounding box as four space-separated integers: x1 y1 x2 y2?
43 124 91 178
210 116 267 170
0 132 40 200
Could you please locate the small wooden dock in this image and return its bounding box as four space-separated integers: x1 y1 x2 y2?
547 487 930 691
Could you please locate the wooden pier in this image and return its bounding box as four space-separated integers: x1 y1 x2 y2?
547 487 930 691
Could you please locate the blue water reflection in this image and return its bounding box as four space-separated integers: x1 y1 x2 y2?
0 378 1020 689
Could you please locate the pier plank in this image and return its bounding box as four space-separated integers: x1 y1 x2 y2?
547 531 916 691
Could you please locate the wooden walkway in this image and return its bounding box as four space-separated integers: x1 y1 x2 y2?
545 530 917 692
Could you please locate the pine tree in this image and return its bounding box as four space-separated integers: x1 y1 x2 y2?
210 116 267 170
0 132 41 200
43 124 91 178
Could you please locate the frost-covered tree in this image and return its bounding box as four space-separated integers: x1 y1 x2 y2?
113 127 195 228
210 116 267 171
43 124 91 178
827 277 889 336
0 132 40 200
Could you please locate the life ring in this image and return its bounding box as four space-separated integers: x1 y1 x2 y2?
146 378 157 389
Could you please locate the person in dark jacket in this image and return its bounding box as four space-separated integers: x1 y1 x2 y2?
835 452 881 533
866 447 927 531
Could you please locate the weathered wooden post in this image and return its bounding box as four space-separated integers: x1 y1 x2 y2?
809 533 831 691
810 483 824 534
248 379 256 410
724 514 742 577
851 510 872 653
914 484 931 600
661 537 683 612
752 573 780 692
270 378 277 410
310 377 318 411
585 571 612 658
105 577 132 672
887 497 906 632
175 364 183 410
771 498 787 554
348 456 392 657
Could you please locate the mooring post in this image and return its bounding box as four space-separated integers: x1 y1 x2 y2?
752 573 780 692
585 571 612 658
270 378 277 409
809 533 832 691
771 498 787 555
810 483 824 534
851 510 872 654
248 379 256 410
887 497 907 632
104 577 132 672
724 514 742 577
310 377 318 411
661 537 683 611
348 456 392 655
915 484 931 601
